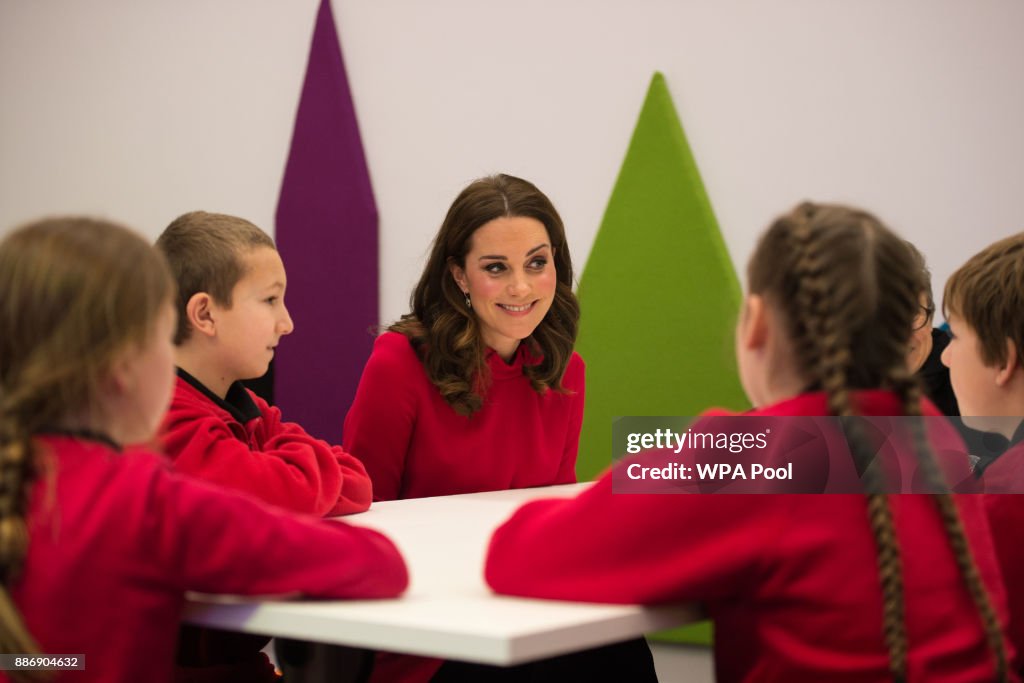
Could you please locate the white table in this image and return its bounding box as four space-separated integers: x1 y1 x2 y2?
182 483 699 666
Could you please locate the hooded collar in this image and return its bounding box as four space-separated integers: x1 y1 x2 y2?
484 340 543 380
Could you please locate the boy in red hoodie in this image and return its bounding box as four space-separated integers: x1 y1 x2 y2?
156 210 370 516
156 211 374 680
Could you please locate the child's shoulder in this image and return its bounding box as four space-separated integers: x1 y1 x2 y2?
42 436 168 496
166 374 231 419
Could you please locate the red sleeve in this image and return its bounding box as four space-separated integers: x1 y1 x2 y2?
163 392 354 517
131 454 407 598
556 353 585 485
343 334 419 502
485 468 784 604
250 393 372 516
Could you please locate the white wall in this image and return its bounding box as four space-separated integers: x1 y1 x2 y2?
2 0 1022 324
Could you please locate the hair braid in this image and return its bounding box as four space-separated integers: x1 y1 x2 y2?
749 202 1013 680
888 373 1009 682
0 430 32 579
0 405 49 683
865 493 908 682
784 208 908 682
884 243 1009 681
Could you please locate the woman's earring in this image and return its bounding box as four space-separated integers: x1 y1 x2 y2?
464 291 472 309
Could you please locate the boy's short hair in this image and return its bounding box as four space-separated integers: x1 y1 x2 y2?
156 211 276 344
944 232 1024 368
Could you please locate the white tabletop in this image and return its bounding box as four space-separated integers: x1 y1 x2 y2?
182 483 699 665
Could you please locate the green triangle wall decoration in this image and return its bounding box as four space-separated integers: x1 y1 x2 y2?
574 73 749 645
576 72 748 481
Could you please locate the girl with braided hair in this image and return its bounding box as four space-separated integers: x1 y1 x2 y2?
485 202 1016 682
0 218 407 683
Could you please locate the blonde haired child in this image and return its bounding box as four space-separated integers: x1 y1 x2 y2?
0 218 406 683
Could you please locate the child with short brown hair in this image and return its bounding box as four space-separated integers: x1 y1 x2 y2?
943 232 1024 675
156 211 375 680
156 211 371 516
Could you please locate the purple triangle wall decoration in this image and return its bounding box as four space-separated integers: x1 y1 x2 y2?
275 0 378 443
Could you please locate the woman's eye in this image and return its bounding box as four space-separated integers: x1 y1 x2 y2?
484 263 506 274
528 257 548 270
266 296 279 304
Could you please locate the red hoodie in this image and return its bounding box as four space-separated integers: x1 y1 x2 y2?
7 435 407 683
163 369 371 516
978 427 1024 677
486 391 1018 682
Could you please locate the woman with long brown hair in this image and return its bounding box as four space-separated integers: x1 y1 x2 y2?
344 173 583 502
345 175 658 682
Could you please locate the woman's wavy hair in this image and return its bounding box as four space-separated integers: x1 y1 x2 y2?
391 174 580 416
0 218 174 681
748 202 1009 682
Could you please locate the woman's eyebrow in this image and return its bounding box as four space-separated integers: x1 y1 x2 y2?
478 243 550 260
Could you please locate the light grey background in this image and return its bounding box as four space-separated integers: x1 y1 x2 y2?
2 1 1021 324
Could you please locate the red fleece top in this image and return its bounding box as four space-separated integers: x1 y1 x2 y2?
343 331 584 682
343 332 584 501
486 391 1018 683
162 370 371 516
7 435 407 683
980 434 1024 677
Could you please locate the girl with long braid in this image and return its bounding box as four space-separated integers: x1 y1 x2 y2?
485 203 1015 682
0 218 407 683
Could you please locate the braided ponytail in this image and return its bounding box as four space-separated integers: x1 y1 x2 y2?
774 206 909 680
889 372 1010 682
0 400 49 680
749 202 1010 681
0 218 175 682
897 238 1010 682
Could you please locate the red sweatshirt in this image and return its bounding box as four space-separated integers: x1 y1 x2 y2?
343 332 584 501
486 391 1018 683
162 370 371 516
7 435 407 683
343 332 584 682
979 432 1024 677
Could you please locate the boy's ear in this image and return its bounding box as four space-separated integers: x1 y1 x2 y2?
995 338 1020 387
740 295 769 351
185 292 217 338
449 262 468 294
